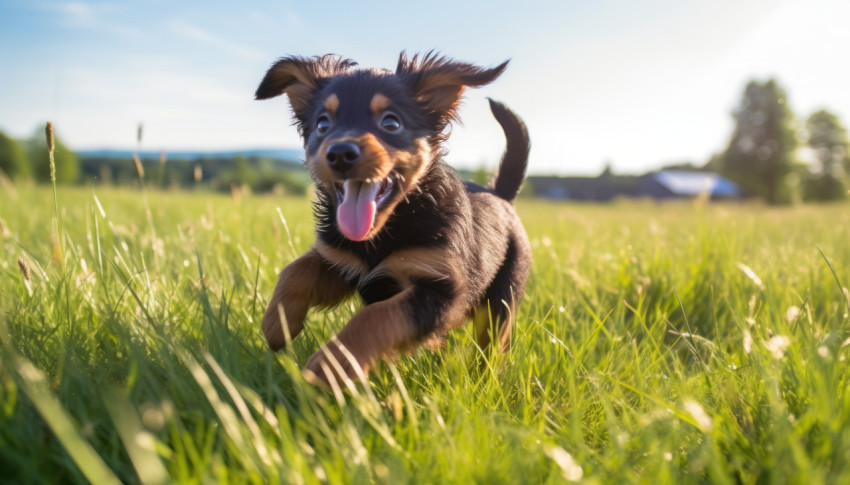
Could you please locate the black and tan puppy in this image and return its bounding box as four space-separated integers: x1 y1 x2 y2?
256 52 531 386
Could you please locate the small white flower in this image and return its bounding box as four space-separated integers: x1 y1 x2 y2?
785 306 800 323
683 399 713 432
743 330 753 354
764 335 791 359
545 446 583 482
664 452 673 461
615 432 628 446
135 432 155 450
818 346 830 359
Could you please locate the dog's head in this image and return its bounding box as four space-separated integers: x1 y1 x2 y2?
256 52 507 241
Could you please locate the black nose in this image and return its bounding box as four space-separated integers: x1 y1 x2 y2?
326 142 360 172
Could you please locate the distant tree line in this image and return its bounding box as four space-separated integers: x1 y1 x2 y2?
0 126 310 195
710 79 849 204
2 80 848 204
78 153 309 195
0 127 79 183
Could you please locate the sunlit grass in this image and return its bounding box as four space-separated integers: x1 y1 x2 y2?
1 185 849 483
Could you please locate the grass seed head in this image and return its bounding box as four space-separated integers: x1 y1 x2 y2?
133 154 145 179
17 257 30 281
51 235 62 266
45 121 54 152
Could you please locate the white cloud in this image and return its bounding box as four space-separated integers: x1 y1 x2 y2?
39 1 100 23
167 19 266 62
36 1 144 39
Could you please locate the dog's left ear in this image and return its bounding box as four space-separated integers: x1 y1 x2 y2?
255 54 356 119
397 52 508 122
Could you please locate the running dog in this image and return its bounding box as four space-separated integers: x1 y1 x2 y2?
256 52 531 386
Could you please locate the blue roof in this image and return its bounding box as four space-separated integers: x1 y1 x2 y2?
652 171 741 197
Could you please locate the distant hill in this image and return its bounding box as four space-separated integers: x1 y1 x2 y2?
75 147 309 191
77 148 304 161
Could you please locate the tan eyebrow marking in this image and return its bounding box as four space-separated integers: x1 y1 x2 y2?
370 93 390 115
324 93 340 116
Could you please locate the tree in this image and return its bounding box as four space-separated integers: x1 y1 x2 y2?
721 79 797 204
233 155 258 186
27 125 80 184
470 164 492 186
703 152 725 172
0 130 30 180
806 109 849 177
802 109 849 201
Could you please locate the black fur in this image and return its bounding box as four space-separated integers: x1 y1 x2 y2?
488 99 530 200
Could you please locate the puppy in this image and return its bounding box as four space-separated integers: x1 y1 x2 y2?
256 52 531 386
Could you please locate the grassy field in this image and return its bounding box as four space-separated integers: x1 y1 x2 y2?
1 184 849 484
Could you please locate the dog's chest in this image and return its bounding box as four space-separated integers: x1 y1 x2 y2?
315 241 454 304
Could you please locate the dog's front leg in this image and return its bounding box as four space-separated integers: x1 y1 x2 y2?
262 249 353 350
302 282 459 386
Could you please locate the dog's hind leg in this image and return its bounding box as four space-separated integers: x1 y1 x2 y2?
262 249 353 350
474 235 531 352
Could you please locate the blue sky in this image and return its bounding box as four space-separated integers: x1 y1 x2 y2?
1 0 848 175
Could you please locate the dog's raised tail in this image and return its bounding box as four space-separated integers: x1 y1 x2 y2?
487 98 530 202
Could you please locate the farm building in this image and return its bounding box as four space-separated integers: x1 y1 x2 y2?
635 171 742 200
528 170 742 201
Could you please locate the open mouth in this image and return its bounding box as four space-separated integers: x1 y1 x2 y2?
333 174 394 241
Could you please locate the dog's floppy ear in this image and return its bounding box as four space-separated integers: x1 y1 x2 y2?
255 55 356 118
397 51 508 123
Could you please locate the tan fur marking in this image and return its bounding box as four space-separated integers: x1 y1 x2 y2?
367 247 457 288
419 85 465 113
323 93 339 116
370 93 390 115
365 138 432 238
314 239 368 281
262 249 352 350
355 132 393 179
417 72 467 112
395 138 432 191
308 137 339 191
473 300 514 352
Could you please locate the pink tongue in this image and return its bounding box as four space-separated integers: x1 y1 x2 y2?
337 180 380 241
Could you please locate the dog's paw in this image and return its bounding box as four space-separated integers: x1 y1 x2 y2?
302 342 364 388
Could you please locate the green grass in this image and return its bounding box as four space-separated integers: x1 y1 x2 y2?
1 185 850 483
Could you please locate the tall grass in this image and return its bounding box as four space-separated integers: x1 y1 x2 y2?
1 186 849 483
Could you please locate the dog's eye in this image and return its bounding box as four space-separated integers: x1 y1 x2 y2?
316 115 332 135
379 113 402 133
